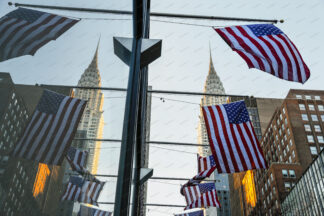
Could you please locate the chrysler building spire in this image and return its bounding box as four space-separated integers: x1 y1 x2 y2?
78 39 101 87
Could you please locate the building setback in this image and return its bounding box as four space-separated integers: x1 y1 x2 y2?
197 50 230 216
251 89 324 216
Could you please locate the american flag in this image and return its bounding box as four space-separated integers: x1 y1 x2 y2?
197 154 216 173
214 24 310 83
202 101 267 173
182 183 220 210
66 147 88 174
78 205 112 216
61 176 105 206
12 89 86 165
0 8 79 62
174 210 204 216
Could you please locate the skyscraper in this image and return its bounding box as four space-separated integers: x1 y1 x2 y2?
197 50 230 216
74 41 104 174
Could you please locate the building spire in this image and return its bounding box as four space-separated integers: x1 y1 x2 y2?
203 45 225 94
77 38 101 87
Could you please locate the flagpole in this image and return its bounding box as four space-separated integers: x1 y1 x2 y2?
8 2 283 23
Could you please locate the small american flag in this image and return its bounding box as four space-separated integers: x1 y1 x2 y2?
0 8 79 62
182 183 220 210
78 205 112 216
66 147 88 174
197 154 216 173
12 89 86 165
61 176 104 206
214 24 310 83
202 101 267 173
174 210 204 216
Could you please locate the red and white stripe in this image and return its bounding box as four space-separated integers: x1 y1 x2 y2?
81 181 105 205
93 210 112 216
12 95 86 165
214 26 310 83
0 10 78 62
67 148 88 173
197 155 213 173
202 105 267 173
185 190 220 210
61 182 82 202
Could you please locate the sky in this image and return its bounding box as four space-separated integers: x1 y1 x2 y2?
0 0 324 215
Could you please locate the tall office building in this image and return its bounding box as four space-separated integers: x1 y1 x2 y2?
197 51 229 216
251 89 324 216
74 42 104 174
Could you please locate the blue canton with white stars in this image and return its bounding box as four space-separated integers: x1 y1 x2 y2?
209 155 216 167
36 90 65 114
5 8 45 23
69 176 85 187
223 101 250 124
247 24 283 37
198 183 215 193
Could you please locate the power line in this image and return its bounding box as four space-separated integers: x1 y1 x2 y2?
8 2 282 23
97 202 186 208
73 138 209 147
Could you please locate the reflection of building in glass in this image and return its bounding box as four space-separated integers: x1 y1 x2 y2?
197 51 229 216
281 149 324 215
33 163 51 198
74 42 104 174
242 170 256 211
0 72 72 216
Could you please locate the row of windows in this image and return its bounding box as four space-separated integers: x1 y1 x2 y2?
299 104 324 111
301 114 324 121
296 95 321 100
282 169 296 178
306 135 324 143
304 124 322 132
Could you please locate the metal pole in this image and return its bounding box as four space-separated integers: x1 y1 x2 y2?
9 2 282 23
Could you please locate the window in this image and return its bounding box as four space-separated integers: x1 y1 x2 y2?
270 173 273 181
315 96 321 100
310 146 318 155
280 114 283 120
305 95 312 100
302 114 308 121
304 124 311 132
287 128 290 136
321 115 324 121
314 125 321 132
307 135 315 143
285 118 288 125
299 104 305 110
292 150 295 158
280 155 283 162
309 104 315 111
282 169 288 177
289 170 296 178
317 136 324 143
311 114 318 121
296 95 302 99
289 140 293 146
288 156 292 163
282 107 286 114
284 182 291 191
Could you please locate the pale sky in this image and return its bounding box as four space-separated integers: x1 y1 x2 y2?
0 0 323 215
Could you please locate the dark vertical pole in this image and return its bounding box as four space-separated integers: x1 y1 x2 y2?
113 0 145 215
131 0 151 215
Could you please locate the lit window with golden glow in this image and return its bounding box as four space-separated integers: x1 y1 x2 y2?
33 163 50 197
242 170 257 207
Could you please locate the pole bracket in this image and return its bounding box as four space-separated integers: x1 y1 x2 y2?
113 37 162 68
